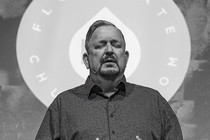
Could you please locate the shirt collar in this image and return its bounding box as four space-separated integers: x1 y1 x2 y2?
84 75 127 100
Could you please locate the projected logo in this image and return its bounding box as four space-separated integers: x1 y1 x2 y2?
17 0 190 107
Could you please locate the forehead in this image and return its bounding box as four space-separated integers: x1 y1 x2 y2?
90 26 124 42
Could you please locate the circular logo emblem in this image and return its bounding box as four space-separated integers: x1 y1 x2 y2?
17 0 190 107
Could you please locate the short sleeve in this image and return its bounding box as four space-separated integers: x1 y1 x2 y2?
157 92 183 140
35 98 60 140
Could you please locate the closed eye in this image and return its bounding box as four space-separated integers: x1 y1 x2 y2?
111 40 122 48
112 43 122 48
94 44 103 49
114 44 122 48
95 41 106 49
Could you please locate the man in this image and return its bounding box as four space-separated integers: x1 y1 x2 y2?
36 20 183 140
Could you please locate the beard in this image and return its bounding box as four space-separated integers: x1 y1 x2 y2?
99 62 120 79
100 68 119 75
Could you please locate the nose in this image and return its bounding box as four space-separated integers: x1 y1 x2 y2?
105 42 114 55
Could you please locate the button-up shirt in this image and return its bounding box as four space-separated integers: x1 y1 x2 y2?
35 76 183 140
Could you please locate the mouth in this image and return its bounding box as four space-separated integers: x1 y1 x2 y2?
102 57 117 64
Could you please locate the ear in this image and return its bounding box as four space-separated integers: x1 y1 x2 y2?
125 51 129 65
83 53 89 69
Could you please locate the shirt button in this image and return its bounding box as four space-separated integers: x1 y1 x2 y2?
112 130 115 134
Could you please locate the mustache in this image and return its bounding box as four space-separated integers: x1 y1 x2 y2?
101 55 117 63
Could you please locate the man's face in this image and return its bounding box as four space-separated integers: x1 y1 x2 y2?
84 25 129 77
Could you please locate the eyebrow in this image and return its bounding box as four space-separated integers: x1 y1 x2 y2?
98 39 121 43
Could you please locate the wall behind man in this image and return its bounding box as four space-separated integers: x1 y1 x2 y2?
0 0 210 139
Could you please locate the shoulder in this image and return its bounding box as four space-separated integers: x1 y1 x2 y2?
128 82 160 98
135 84 158 93
131 83 174 114
125 82 163 106
57 84 86 98
49 84 86 107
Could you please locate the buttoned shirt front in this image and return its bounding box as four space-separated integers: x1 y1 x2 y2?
35 76 183 140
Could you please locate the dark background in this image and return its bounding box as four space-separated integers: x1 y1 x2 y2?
0 0 210 139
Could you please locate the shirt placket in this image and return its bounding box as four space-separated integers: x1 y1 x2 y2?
106 98 116 140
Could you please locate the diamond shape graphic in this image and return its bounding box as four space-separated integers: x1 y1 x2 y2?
69 7 141 79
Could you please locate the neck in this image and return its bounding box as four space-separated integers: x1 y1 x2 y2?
90 73 123 92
